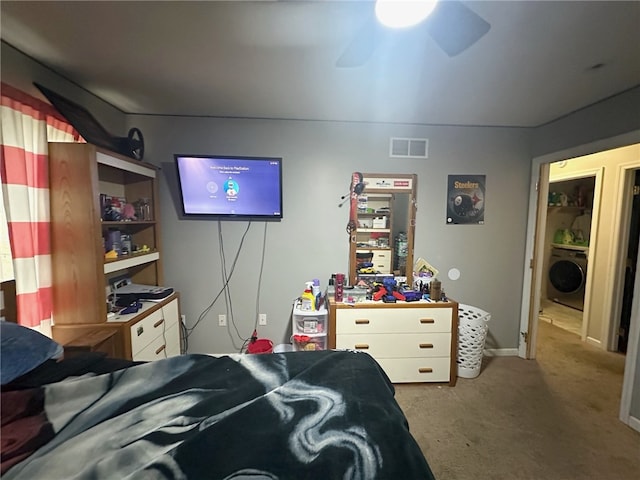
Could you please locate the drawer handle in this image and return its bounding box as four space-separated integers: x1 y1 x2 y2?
418 367 433 373
153 319 165 328
420 318 435 324
136 326 144 336
155 344 166 355
355 319 370 325
419 343 434 349
354 343 369 350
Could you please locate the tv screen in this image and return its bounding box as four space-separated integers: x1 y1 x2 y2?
175 154 283 218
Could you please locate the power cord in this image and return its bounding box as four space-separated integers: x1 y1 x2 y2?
219 221 253 351
241 222 269 354
184 220 252 350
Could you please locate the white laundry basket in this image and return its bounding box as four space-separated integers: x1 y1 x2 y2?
457 304 491 379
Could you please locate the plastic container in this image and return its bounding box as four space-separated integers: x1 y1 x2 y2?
312 278 321 298
300 282 316 311
457 304 491 378
247 338 274 354
293 309 327 334
291 304 328 351
273 343 294 353
335 273 345 302
291 334 326 351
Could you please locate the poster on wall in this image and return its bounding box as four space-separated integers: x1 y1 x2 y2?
446 175 485 225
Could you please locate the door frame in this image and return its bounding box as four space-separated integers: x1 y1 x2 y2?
620 232 640 432
519 131 640 430
606 162 640 350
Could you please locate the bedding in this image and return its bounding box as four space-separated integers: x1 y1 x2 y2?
1 350 435 479
0 321 64 385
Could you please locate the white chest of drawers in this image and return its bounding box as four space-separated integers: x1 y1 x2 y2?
129 297 181 361
53 293 182 361
329 300 458 385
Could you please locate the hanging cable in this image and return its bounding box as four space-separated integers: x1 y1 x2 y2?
185 220 252 350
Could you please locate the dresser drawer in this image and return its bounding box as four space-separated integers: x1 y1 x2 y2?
356 249 391 262
372 258 391 273
376 357 451 383
129 300 180 356
356 249 391 273
130 309 162 355
336 332 451 358
336 307 452 334
161 299 180 329
133 321 180 362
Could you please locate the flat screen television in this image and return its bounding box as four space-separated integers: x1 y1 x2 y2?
175 154 283 219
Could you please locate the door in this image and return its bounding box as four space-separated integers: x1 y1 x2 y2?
617 169 640 352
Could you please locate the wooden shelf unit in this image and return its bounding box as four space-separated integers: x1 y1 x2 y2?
49 143 180 360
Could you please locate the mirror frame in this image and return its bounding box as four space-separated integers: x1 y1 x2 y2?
348 173 417 285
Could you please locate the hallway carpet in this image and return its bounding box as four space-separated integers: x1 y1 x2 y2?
395 320 640 480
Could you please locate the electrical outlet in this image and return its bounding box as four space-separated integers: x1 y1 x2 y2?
218 314 227 327
259 313 267 326
181 314 186 326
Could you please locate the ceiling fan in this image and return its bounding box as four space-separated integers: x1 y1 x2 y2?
336 0 491 68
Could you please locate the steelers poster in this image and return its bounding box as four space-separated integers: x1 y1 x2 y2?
446 175 485 225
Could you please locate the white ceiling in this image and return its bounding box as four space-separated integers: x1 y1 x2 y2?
2 0 639 127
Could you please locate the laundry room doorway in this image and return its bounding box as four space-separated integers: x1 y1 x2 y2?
519 138 640 431
540 169 599 341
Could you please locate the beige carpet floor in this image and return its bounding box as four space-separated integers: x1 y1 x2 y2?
395 320 640 480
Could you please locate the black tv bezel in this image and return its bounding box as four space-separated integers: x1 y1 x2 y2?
174 154 284 220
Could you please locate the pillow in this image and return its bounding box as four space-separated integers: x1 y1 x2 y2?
1 321 64 385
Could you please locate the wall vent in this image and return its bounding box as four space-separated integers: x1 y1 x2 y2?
390 137 429 159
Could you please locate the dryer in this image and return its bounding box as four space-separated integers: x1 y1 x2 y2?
547 247 588 311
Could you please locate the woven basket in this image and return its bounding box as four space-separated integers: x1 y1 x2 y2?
457 304 491 379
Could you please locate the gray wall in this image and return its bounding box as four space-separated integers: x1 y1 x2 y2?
3 40 638 371
130 115 531 353
531 86 640 157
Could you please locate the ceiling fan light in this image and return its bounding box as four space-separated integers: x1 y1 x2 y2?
375 0 438 29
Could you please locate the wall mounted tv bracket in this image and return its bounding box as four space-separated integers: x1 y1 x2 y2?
34 83 145 161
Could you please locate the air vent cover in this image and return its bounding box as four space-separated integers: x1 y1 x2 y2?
390 137 429 159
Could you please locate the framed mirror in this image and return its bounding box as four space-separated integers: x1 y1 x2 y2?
348 173 417 285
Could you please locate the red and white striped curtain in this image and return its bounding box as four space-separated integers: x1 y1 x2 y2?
0 82 83 335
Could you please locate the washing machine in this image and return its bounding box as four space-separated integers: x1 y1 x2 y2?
547 247 588 311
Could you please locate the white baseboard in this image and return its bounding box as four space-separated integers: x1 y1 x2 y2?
586 336 602 348
628 415 640 433
484 348 519 357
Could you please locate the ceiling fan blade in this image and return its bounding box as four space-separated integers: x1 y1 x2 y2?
336 17 385 68
426 0 491 57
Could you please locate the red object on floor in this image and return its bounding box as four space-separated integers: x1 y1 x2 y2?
247 330 273 354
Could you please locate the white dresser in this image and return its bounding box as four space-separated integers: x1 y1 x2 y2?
329 299 458 385
127 297 181 361
53 293 182 361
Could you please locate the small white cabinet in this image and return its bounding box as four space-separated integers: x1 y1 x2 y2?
291 306 328 351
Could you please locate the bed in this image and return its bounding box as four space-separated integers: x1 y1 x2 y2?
1 322 435 479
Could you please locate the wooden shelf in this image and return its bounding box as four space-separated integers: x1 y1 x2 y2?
102 220 157 226
49 143 163 326
357 228 391 233
104 251 160 274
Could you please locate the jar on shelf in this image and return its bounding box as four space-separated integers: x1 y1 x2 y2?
135 198 152 221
